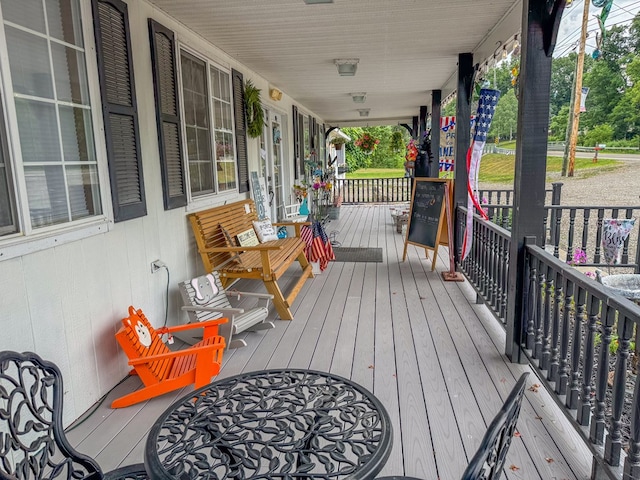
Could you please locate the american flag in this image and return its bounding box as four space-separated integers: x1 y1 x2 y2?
301 221 335 271
462 89 500 261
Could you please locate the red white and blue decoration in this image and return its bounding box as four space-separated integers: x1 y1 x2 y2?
462 88 500 260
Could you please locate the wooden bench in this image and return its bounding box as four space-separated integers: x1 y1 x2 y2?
188 199 313 320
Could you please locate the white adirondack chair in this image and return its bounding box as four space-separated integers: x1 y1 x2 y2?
179 272 275 349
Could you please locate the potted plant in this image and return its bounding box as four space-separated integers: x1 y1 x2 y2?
355 133 380 154
330 136 347 150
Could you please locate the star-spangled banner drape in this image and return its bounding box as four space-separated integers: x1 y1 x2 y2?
461 88 501 261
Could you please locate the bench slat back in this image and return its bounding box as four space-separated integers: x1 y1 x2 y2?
189 199 258 272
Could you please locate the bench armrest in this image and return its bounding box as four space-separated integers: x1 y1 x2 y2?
127 343 224 366
181 306 245 315
225 290 274 300
273 221 311 227
201 244 283 253
157 317 228 335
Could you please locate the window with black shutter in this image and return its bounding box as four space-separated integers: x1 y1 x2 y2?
292 105 299 179
149 19 186 210
232 69 249 193
92 0 146 222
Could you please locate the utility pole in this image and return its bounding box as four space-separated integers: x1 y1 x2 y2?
562 0 590 177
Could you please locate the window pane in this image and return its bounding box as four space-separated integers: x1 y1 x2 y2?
59 105 95 162
222 102 232 131
25 165 68 228
213 100 223 129
67 164 101 220
220 73 230 102
216 131 235 192
196 128 211 162
0 152 18 236
46 0 83 46
5 26 54 99
1 0 45 33
52 43 89 104
189 160 213 196
15 99 61 163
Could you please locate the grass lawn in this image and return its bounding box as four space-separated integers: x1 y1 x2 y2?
346 153 622 184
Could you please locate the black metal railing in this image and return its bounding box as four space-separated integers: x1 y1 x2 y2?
456 206 640 479
524 240 640 479
457 206 511 324
334 178 411 204
478 183 561 207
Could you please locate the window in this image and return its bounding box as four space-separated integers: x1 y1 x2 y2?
0 0 103 237
180 49 237 198
210 65 236 192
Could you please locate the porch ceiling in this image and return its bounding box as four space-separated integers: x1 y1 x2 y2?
146 0 523 126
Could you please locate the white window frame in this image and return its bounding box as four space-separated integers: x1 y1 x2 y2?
176 43 238 210
0 0 113 262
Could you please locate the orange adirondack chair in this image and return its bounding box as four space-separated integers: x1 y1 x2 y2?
111 305 226 408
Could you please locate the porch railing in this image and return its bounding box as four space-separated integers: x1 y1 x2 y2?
334 178 411 203
479 183 640 273
457 206 640 479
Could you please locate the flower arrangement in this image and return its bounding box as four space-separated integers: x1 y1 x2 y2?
405 139 418 168
293 182 308 202
355 133 380 154
567 247 596 279
390 131 404 152
330 137 347 147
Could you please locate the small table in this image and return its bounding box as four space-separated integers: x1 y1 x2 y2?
145 369 392 480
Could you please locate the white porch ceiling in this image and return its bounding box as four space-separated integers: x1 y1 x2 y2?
147 0 523 126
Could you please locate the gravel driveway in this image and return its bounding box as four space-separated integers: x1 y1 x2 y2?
480 158 640 270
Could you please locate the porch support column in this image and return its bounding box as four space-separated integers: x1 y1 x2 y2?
506 0 566 362
419 105 428 140
454 53 474 262
412 116 419 139
430 90 442 178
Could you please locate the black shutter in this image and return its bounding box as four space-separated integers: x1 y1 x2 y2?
292 105 299 179
232 69 249 193
92 0 146 222
149 20 187 210
298 112 305 178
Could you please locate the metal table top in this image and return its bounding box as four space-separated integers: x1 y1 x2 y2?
145 369 393 480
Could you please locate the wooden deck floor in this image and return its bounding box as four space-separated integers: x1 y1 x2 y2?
66 204 593 480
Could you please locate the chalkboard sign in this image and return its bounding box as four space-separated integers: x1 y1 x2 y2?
402 178 449 270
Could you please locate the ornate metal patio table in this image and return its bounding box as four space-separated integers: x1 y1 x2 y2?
144 369 393 480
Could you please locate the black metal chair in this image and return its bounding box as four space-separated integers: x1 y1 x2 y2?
0 351 148 480
378 372 529 480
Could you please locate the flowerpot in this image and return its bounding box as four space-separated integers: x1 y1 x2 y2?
333 144 343 150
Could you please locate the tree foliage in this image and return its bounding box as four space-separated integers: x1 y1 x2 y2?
341 126 409 172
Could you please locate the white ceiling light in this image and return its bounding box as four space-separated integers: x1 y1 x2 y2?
335 59 359 76
304 0 333 3
358 109 370 117
351 92 367 103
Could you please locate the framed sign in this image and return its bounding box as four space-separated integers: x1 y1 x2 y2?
402 178 449 270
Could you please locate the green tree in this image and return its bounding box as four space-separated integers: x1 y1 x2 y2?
488 89 518 140
582 124 613 146
609 55 640 139
549 104 570 140
581 60 625 132
550 53 576 117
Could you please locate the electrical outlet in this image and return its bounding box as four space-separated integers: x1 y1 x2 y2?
151 260 166 273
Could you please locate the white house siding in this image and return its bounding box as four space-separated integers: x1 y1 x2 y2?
0 0 323 425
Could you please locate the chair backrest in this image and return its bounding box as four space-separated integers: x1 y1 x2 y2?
115 307 172 385
179 272 232 324
0 351 102 480
460 372 529 480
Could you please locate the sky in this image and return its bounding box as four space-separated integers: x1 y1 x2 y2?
554 0 640 57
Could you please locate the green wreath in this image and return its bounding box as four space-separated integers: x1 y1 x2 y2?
244 80 264 138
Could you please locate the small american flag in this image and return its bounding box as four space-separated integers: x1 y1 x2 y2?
462 89 500 261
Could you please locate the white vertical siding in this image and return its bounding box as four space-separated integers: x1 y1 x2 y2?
0 0 323 424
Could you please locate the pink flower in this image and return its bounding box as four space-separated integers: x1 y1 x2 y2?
313 182 321 190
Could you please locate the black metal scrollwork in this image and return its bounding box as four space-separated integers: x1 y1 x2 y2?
146 369 392 480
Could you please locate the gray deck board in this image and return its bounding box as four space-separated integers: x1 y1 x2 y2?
65 205 592 480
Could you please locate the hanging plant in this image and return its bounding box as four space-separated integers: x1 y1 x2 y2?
355 133 380 154
244 80 264 138
390 131 404 152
